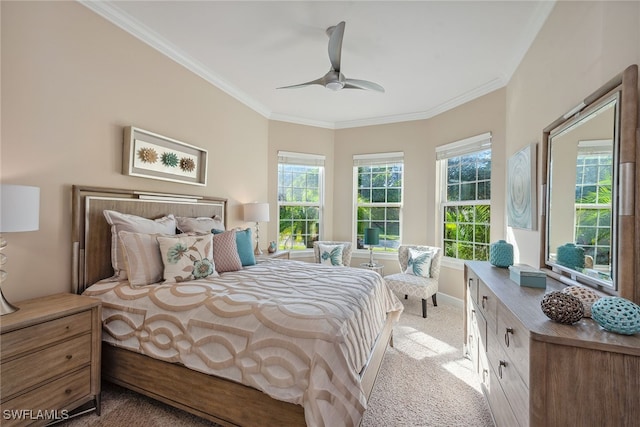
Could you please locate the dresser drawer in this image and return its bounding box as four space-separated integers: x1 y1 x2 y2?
487 332 529 427
466 269 479 304
485 362 520 427
497 302 530 385
477 279 498 333
1 334 91 399
1 366 91 427
1 311 91 360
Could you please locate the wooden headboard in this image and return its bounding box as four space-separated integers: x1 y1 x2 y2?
71 185 227 294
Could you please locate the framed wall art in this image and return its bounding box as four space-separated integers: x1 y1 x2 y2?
507 143 537 230
123 127 208 186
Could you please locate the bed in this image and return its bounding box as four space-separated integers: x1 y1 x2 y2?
71 185 402 426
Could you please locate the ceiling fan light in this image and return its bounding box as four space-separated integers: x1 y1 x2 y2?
326 81 344 91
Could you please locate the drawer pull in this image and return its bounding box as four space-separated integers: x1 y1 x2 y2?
65 388 72 394
482 369 488 383
468 278 473 288
482 295 488 309
505 327 514 347
66 354 73 360
498 360 507 379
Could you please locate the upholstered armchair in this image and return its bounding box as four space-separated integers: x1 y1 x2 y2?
384 245 442 318
312 241 353 266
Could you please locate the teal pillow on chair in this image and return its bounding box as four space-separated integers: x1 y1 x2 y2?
214 228 255 266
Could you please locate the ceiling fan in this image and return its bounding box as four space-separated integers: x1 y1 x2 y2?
277 21 384 93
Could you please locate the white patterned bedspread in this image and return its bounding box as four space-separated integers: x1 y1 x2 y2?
83 259 403 426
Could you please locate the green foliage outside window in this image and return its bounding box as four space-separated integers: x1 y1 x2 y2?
278 164 321 250
575 153 612 265
442 149 491 261
356 163 402 251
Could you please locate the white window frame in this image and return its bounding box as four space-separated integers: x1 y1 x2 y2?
277 151 325 252
352 152 404 256
436 133 492 267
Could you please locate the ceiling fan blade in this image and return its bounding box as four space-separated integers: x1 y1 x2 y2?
344 78 385 93
277 77 325 89
328 21 345 72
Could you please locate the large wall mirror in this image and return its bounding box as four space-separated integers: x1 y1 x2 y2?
540 64 638 304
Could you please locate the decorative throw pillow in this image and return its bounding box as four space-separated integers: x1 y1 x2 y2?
175 216 225 234
104 210 176 279
234 228 256 266
404 248 433 278
157 234 217 283
212 230 243 273
318 243 344 266
118 231 166 287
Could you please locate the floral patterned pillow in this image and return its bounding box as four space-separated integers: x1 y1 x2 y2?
404 248 433 278
318 243 344 266
157 234 218 283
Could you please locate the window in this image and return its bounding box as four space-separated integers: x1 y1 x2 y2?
437 133 491 261
574 141 613 266
353 152 404 252
277 151 324 251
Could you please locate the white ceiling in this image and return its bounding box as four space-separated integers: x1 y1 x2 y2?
81 1 555 129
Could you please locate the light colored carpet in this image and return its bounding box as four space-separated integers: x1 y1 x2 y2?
62 297 494 427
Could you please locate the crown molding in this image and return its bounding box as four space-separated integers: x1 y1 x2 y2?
79 1 549 130
333 77 507 129
78 0 272 119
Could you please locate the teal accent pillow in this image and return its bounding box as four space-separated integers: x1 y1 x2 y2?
213 228 255 266
235 228 256 266
404 248 433 278
318 243 344 266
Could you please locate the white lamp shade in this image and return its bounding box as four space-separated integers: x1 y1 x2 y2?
243 202 270 222
1 184 40 232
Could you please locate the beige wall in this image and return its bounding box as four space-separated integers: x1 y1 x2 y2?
267 120 335 263
506 0 640 267
333 89 506 300
1 2 269 301
2 1 639 305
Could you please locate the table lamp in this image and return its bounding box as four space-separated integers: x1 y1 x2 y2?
364 227 380 267
0 184 40 315
243 202 270 255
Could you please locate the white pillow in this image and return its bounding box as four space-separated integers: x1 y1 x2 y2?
175 216 225 234
103 210 176 279
318 243 344 266
404 248 433 278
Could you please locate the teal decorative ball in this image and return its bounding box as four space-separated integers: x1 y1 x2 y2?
591 297 640 335
490 240 513 268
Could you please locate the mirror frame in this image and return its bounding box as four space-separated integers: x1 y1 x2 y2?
540 64 638 304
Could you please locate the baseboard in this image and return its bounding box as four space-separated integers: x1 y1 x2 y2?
436 292 463 309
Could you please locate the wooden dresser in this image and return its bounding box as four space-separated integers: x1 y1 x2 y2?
464 261 640 427
0 293 101 426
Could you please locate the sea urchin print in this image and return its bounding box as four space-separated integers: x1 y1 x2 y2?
161 152 179 168
180 158 196 172
137 147 158 163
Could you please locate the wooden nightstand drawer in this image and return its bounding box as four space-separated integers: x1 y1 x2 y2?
2 334 92 399
1 366 91 427
1 311 91 360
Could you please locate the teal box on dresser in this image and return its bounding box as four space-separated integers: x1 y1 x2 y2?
508 264 547 288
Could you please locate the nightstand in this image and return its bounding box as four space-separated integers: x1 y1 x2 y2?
255 250 290 263
0 293 101 426
360 263 384 276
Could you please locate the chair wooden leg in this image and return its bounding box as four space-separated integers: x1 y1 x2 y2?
432 294 438 307
421 299 427 318
404 294 408 300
